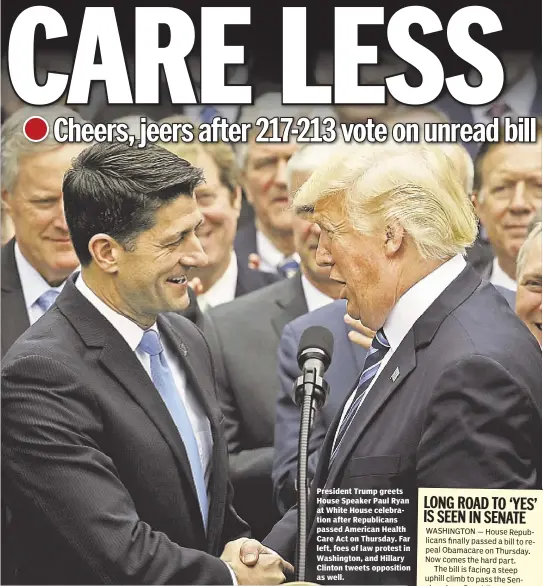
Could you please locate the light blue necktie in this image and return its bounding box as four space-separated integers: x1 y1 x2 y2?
329 329 390 467
199 106 221 124
138 329 208 531
35 289 60 313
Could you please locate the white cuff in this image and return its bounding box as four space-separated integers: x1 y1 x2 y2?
224 561 238 585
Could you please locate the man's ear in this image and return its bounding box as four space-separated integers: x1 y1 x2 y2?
232 186 242 215
2 188 13 215
88 234 123 274
384 221 405 256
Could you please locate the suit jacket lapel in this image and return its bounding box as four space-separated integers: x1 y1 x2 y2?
270 273 308 338
1 239 30 357
326 330 417 487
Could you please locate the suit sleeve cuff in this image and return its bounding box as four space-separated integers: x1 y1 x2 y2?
224 561 238 585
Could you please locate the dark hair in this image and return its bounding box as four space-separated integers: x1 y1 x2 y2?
473 117 542 192
63 142 204 265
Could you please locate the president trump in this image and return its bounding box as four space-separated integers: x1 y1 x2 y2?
261 141 542 585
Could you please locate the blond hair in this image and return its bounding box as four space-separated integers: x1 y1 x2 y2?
286 139 345 191
293 141 478 261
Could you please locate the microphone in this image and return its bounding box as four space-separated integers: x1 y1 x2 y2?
295 326 334 411
294 326 334 583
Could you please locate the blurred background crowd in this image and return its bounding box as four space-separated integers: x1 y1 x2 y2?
1 47 541 554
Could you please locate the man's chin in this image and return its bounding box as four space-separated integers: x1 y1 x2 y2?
345 301 360 321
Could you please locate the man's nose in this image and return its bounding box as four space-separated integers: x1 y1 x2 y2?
182 234 209 269
315 237 333 268
275 159 288 187
509 181 532 211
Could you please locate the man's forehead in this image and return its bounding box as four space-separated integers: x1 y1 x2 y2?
485 142 542 172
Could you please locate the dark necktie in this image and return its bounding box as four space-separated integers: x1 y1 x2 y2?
138 329 208 530
329 329 390 467
277 257 300 278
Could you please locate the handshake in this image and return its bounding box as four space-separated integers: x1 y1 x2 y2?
221 538 295 585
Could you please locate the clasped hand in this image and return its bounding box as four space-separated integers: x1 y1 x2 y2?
221 538 294 585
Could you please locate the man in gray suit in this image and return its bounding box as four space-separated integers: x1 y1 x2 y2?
202 143 348 539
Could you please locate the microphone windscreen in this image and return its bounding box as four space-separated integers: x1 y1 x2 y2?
297 325 334 367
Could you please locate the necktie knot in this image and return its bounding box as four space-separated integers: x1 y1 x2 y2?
277 257 300 278
372 328 390 353
138 329 163 356
200 106 221 124
35 289 60 313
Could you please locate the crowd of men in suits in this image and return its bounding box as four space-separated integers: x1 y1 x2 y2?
1 57 542 585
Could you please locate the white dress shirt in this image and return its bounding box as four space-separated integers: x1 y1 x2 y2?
471 66 537 124
197 251 239 312
256 229 301 274
489 257 518 291
301 273 335 312
14 242 69 324
333 254 467 449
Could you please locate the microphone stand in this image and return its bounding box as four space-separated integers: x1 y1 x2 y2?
294 367 329 583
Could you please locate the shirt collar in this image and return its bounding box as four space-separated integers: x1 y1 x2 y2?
197 251 239 309
383 254 467 352
490 257 518 291
14 242 68 309
75 272 153 350
256 229 300 272
301 273 335 312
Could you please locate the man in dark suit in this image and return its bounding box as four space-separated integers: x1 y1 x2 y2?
202 233 341 540
1 105 89 359
2 142 292 584
202 144 354 540
272 299 367 516
1 105 89 585
234 95 302 276
259 140 542 585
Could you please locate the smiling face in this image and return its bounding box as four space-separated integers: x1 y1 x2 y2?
474 140 542 268
2 144 87 285
193 149 240 280
516 236 542 345
107 195 208 327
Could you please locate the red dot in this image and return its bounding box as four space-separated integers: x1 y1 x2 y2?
23 116 49 142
